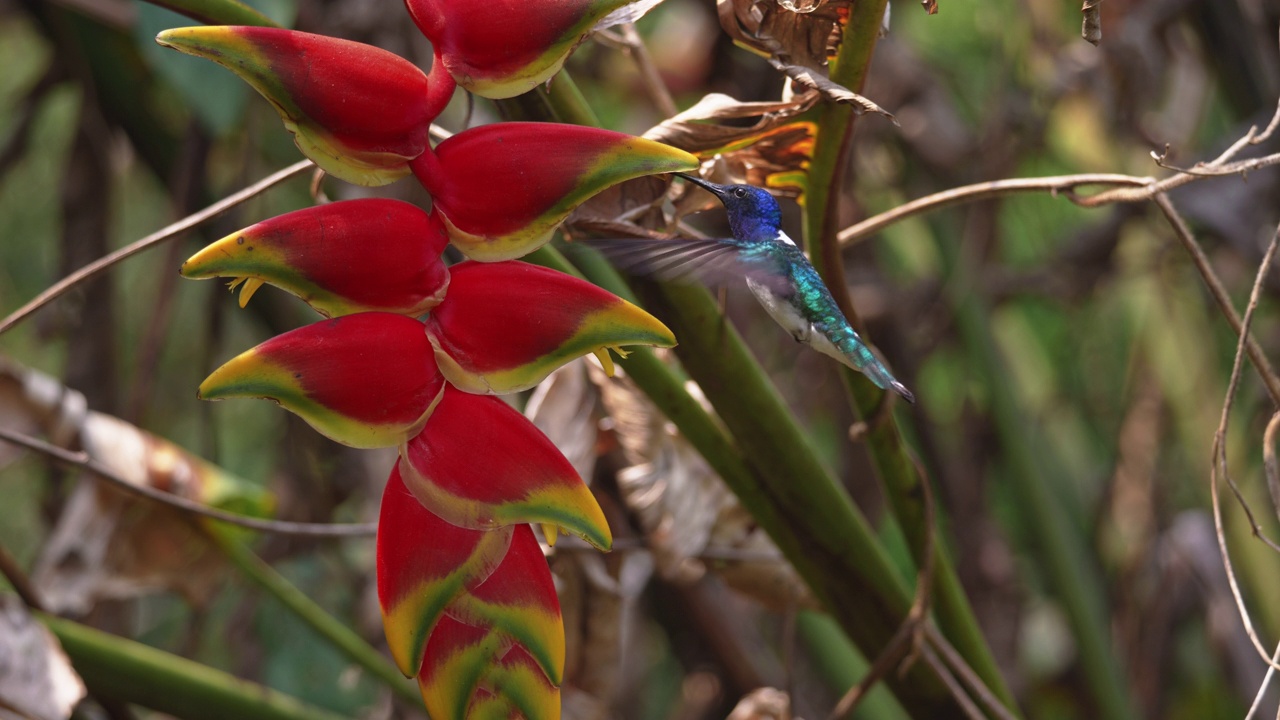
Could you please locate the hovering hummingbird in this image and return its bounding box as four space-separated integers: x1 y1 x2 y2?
590 173 915 403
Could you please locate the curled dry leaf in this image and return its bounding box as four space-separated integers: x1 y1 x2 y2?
645 93 819 199
1082 0 1101 45
767 58 897 123
585 358 817 610
726 687 792 720
643 92 816 155
716 0 847 72
713 0 894 122
0 359 272 614
568 92 824 236
0 595 86 720
524 360 601 487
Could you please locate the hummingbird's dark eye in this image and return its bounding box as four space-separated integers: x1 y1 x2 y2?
733 187 747 197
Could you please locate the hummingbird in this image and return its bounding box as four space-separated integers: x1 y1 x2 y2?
589 173 914 403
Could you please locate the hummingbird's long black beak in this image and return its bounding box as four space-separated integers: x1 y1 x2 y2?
674 172 724 198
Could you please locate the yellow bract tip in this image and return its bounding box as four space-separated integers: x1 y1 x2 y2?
237 277 266 308
592 348 615 377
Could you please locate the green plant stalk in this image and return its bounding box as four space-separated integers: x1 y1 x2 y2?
637 282 964 717
41 613 349 720
798 612 910 720
519 79 963 713
934 231 1136 720
542 72 601 127
800 1 1018 711
207 530 421 704
558 243 963 715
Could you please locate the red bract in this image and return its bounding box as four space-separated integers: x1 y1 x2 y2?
157 27 437 186
198 313 445 448
406 0 648 101
416 526 563 720
413 123 698 260
399 386 612 550
377 466 514 676
424 261 676 393
181 199 450 317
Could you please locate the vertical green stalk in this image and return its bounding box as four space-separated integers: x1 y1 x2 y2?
553 244 964 715
801 2 1018 712
521 74 968 714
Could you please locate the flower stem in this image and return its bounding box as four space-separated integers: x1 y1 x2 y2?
41 613 351 720
801 2 1020 713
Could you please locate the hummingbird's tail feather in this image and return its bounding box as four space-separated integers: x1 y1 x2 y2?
860 358 916 404
830 331 916 404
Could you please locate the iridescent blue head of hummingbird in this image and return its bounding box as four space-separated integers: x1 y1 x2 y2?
677 173 782 244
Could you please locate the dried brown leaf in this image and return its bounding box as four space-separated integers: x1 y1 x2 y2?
524 360 600 484
586 359 817 610
0 596 85 720
1082 0 1101 45
0 359 271 613
643 92 816 155
767 58 897 123
566 175 672 235
726 687 792 720
716 0 849 71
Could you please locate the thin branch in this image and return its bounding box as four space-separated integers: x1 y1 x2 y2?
926 626 1020 720
0 542 45 611
1152 195 1280 406
1245 638 1280 720
918 644 987 720
839 101 1280 249
1209 223 1280 672
838 174 1149 247
620 23 679 119
1265 412 1280 527
0 159 315 336
0 428 377 537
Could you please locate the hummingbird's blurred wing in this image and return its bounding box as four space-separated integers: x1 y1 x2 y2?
581 238 793 296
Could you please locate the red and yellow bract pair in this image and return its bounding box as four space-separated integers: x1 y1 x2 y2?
161 9 693 717
156 27 692 262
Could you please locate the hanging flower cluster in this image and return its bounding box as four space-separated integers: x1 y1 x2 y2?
159 5 695 716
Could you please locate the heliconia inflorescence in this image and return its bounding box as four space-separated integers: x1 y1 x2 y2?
163 6 685 716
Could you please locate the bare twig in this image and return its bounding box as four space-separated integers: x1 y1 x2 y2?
918 644 986 720
1265 412 1280 527
0 543 45 612
926 627 1020 720
1209 223 1280 672
0 159 315 336
0 428 377 537
1245 638 1280 720
838 174 1148 247
1153 195 1280 405
840 98 1280 249
620 23 679 119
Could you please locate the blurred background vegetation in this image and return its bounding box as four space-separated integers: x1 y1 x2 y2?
4 0 1280 718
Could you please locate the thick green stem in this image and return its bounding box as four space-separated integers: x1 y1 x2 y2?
801 2 1018 713
41 613 350 720
208 531 420 704
557 242 965 715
